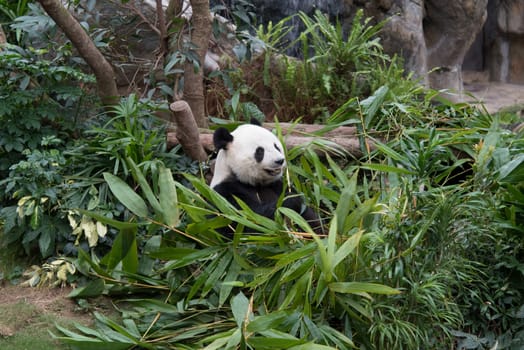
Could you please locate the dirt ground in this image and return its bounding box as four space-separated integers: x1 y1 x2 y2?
461 70 524 114
0 284 92 337
465 81 524 114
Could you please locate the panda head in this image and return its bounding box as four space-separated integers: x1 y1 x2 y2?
211 119 286 187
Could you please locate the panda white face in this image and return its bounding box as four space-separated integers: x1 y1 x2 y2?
211 124 286 187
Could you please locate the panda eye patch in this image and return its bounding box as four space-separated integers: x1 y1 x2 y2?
274 143 281 152
255 146 264 163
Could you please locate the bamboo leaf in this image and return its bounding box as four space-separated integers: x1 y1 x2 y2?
248 337 308 349
360 163 415 175
333 230 363 268
343 195 378 232
219 256 242 306
246 311 290 333
361 85 389 128
325 213 338 282
202 251 232 297
279 207 313 232
329 282 400 295
126 157 162 215
103 172 148 217
158 246 223 272
273 243 316 266
68 278 105 298
498 154 524 183
288 343 339 350
100 227 138 273
231 292 251 328
158 164 179 227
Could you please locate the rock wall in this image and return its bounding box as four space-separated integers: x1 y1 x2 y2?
483 0 524 84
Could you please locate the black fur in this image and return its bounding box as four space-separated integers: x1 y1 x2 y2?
213 175 285 218
213 127 233 151
250 118 262 126
254 147 264 163
213 175 323 235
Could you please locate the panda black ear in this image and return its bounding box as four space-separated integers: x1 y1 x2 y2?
250 118 262 126
213 127 234 150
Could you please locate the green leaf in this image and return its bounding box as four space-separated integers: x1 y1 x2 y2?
100 227 138 273
361 85 389 128
219 256 242 306
54 338 133 350
231 90 240 113
289 343 339 350
158 246 223 272
335 174 357 230
329 282 400 295
38 230 53 257
158 164 179 227
138 235 162 275
279 207 313 232
343 195 378 233
246 311 290 333
126 157 163 215
333 230 363 268
360 163 415 175
274 243 316 266
248 337 307 349
103 172 148 217
498 154 524 183
231 292 251 328
68 278 105 298
202 251 232 297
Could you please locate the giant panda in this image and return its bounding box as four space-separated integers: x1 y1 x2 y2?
210 119 321 234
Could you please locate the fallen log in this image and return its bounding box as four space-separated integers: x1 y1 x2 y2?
167 127 376 158
263 122 359 137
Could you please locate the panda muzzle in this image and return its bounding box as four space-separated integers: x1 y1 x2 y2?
264 167 283 176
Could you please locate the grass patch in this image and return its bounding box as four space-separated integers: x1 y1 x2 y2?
0 301 68 350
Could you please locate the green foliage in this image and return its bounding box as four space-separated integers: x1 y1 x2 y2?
267 9 397 122
0 45 96 258
212 9 423 125
2 2 523 349
48 107 524 349
61 96 197 258
0 141 69 257
0 0 31 43
0 45 94 174
361 112 524 349
52 143 401 349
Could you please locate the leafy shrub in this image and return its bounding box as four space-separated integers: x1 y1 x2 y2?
53 143 401 349
209 9 421 124
0 45 95 257
0 45 94 175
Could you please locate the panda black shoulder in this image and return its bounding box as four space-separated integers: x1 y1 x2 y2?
250 118 262 126
213 127 233 151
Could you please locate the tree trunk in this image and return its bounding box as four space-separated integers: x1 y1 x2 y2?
37 0 119 107
184 0 211 128
169 100 208 161
0 24 6 47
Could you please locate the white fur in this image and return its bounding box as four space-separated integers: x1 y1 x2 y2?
211 124 286 187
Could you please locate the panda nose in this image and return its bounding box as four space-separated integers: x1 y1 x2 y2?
275 158 285 166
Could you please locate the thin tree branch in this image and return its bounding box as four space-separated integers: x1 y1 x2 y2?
37 0 119 106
